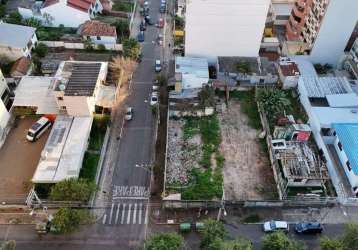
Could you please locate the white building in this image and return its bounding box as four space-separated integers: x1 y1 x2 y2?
297 75 358 198
174 56 209 90
184 0 270 62
18 0 103 28
0 70 11 147
343 38 358 79
78 20 117 45
32 115 93 183
0 22 37 61
12 61 115 116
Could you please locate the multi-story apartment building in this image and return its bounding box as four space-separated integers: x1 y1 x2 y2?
185 0 270 62
286 0 358 66
343 38 358 79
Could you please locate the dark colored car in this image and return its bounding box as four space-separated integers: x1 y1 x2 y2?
294 222 323 234
140 20 146 31
159 3 166 13
145 15 154 25
137 31 145 42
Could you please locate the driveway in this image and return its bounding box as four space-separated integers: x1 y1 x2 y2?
0 116 49 203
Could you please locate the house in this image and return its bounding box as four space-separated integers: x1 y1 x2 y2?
18 0 103 28
78 20 117 44
0 22 37 61
12 61 115 116
218 57 278 86
32 115 93 183
10 57 33 78
278 58 300 89
0 70 12 147
297 75 358 198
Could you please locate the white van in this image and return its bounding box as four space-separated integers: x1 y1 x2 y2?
26 117 52 142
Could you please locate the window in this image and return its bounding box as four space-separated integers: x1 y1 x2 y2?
97 36 101 40
87 36 90 40
60 106 66 110
338 141 343 151
57 97 63 101
346 161 352 171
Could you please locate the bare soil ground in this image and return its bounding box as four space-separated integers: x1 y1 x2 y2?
0 117 50 203
219 101 277 200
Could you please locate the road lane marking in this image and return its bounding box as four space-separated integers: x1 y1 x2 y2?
138 203 143 224
108 203 114 224
121 203 126 224
102 214 107 224
113 196 150 200
144 203 149 225
133 203 138 224
115 203 120 224
127 203 132 224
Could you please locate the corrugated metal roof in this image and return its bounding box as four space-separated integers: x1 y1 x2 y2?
175 56 209 78
333 123 358 174
326 93 358 108
301 77 352 98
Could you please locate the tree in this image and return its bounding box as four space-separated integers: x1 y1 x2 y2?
23 17 42 28
109 56 137 87
0 240 16 250
84 40 94 51
320 236 343 250
198 85 215 108
144 232 183 250
261 232 305 250
341 222 358 250
49 178 97 202
122 38 141 60
97 44 106 51
34 43 48 58
5 11 22 25
51 208 91 234
221 238 253 250
112 19 129 42
0 4 5 18
200 219 226 249
256 88 291 120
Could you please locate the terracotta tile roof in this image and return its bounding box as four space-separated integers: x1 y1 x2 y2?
79 21 117 37
10 57 31 76
43 0 59 8
67 0 96 12
279 62 300 76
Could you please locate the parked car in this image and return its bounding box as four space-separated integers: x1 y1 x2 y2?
160 0 166 4
155 59 162 72
125 107 133 120
152 84 159 91
159 3 166 13
157 17 164 28
26 116 52 142
294 222 323 234
145 15 154 25
263 221 289 233
137 31 145 42
140 20 146 31
150 92 158 106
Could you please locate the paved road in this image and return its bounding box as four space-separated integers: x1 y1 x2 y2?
99 0 165 248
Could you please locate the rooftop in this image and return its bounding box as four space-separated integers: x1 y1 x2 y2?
279 61 300 76
67 0 96 12
300 77 353 98
175 56 209 78
79 21 117 37
312 107 358 128
55 61 107 96
333 123 358 175
218 56 277 75
0 22 36 49
32 116 93 183
13 76 58 114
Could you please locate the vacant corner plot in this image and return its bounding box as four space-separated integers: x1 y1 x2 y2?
0 117 50 202
219 97 277 200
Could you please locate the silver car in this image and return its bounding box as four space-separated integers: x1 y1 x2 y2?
125 107 133 120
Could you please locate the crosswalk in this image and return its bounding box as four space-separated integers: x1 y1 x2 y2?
102 201 148 225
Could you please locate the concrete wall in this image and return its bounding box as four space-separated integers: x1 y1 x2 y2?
41 41 122 50
309 0 358 66
85 35 117 45
185 0 270 62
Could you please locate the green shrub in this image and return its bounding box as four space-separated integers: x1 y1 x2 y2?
97 44 106 51
34 43 48 57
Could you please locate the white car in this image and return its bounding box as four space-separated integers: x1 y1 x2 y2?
155 59 162 72
263 221 289 233
150 92 159 105
125 107 133 120
152 85 159 91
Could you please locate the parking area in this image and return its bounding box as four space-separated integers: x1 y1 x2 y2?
219 100 277 200
0 116 49 202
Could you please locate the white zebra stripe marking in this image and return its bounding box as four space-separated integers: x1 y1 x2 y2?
102 214 107 224
127 203 132 224
121 203 126 224
133 203 138 224
138 203 143 224
108 203 114 224
115 203 120 224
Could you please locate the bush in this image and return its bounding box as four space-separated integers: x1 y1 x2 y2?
200 219 226 250
122 38 140 60
112 19 130 41
97 44 106 51
52 208 91 234
34 43 48 57
49 178 97 202
144 233 183 250
5 11 22 24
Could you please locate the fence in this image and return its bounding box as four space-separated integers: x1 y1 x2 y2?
41 41 122 51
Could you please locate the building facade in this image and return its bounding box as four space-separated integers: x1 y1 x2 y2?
184 0 270 62
0 70 11 147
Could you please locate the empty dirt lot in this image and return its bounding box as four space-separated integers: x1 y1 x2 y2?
0 117 50 202
219 100 277 200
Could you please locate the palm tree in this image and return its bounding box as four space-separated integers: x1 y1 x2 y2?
256 88 291 120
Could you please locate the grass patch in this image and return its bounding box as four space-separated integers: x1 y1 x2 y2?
80 152 100 181
230 90 262 130
88 115 110 151
113 1 134 12
181 115 224 200
241 214 261 223
36 26 77 41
